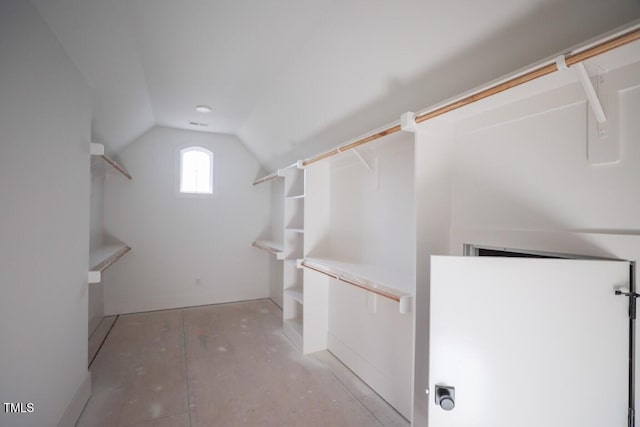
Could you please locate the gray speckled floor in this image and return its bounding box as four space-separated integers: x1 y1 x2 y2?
77 299 409 427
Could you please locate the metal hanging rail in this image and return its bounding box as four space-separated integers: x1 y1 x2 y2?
301 26 640 167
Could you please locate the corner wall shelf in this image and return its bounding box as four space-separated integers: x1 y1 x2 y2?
89 244 131 284
302 257 413 314
252 240 285 259
90 143 132 180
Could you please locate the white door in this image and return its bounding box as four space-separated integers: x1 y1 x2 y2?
429 256 630 427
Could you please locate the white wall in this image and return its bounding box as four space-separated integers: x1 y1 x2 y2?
103 127 271 314
328 133 415 277
0 1 91 425
412 127 453 427
325 132 416 419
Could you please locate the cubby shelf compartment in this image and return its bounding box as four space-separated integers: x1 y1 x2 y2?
283 317 303 350
90 143 132 180
284 258 304 268
284 286 304 304
89 244 131 284
301 257 413 314
252 240 285 259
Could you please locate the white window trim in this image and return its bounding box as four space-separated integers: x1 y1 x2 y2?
175 145 215 198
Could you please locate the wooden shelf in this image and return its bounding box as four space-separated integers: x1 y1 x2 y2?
252 240 284 258
284 286 304 304
302 257 413 314
89 244 131 283
90 143 132 180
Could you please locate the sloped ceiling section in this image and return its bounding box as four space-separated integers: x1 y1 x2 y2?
240 0 640 170
31 0 155 154
32 0 640 167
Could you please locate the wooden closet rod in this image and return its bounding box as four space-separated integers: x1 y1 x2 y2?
252 171 279 186
301 26 640 167
101 155 132 180
301 261 401 303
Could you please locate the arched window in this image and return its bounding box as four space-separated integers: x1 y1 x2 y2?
179 146 213 194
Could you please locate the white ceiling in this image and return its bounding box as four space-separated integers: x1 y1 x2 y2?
32 0 640 169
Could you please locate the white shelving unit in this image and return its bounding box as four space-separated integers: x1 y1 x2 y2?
88 142 132 368
89 143 132 284
251 170 285 306
302 133 415 418
280 165 306 350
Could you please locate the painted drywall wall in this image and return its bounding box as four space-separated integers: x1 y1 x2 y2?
328 133 415 278
325 132 416 419
0 1 91 426
412 128 453 427
103 127 271 314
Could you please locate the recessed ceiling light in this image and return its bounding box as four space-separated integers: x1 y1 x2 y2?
195 105 212 113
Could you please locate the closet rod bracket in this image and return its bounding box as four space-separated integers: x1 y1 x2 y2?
351 148 374 174
400 111 418 132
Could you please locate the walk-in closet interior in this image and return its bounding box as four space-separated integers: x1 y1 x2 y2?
2 1 640 426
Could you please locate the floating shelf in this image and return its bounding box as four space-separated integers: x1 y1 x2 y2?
284 286 304 304
252 171 280 186
89 244 131 284
252 240 284 259
90 143 132 180
302 257 413 314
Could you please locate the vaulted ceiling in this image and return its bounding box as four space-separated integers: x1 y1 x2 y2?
32 0 640 170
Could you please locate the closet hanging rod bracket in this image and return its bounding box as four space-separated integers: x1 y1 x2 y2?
351 148 374 174
400 111 418 132
558 58 607 125
554 55 569 71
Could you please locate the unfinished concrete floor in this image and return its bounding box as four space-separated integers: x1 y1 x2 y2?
77 299 410 426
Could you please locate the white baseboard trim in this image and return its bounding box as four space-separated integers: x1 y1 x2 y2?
105 289 270 315
328 332 411 419
57 371 91 427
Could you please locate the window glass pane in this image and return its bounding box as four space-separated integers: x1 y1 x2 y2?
180 148 212 194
